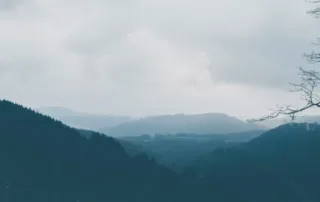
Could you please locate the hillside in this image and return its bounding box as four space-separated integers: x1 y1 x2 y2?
101 113 263 137
189 122 320 202
37 106 133 130
120 130 264 170
0 100 185 202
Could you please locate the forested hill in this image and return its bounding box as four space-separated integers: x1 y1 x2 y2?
0 100 185 202
188 122 320 202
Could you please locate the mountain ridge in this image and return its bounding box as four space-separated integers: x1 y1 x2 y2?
101 113 263 136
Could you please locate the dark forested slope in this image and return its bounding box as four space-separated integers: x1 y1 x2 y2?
190 123 320 202
0 100 183 202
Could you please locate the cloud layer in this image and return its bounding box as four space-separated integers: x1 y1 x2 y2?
0 0 319 117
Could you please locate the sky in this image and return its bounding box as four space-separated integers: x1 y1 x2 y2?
0 0 320 118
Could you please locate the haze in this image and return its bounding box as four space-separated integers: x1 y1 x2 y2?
1 0 319 118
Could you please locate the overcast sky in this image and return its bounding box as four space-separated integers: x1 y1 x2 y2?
0 0 320 118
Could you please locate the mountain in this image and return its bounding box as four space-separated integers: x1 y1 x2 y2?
0 100 186 202
101 113 263 137
188 122 320 202
37 106 133 130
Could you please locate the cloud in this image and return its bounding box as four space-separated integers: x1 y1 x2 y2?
0 0 23 10
63 0 318 87
0 0 318 117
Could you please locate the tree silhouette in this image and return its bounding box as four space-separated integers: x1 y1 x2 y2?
249 1 320 122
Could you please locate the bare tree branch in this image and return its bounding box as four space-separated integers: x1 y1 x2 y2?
306 0 320 18
310 37 320 45
304 51 320 63
248 68 320 123
248 1 320 123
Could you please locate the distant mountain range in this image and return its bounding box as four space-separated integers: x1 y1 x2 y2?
100 113 265 136
37 107 265 136
36 107 133 130
37 106 320 137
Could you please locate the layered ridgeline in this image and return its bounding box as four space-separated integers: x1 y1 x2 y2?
101 113 263 137
187 122 320 202
0 100 186 202
37 106 133 130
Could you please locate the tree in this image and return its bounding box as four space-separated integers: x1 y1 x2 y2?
248 0 320 122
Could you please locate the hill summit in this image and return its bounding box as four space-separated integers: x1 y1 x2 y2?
101 113 262 136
